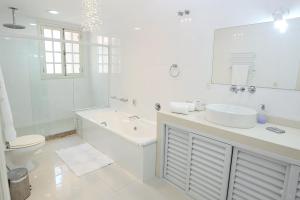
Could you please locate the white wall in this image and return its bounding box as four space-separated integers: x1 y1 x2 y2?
107 0 300 122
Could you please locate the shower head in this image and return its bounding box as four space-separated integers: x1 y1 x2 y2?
3 7 26 29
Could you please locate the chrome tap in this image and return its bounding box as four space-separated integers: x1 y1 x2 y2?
230 85 246 93
119 98 129 102
248 86 256 94
100 121 107 127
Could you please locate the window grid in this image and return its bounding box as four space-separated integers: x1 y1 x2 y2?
64 30 81 74
43 28 63 75
41 26 82 78
97 36 110 74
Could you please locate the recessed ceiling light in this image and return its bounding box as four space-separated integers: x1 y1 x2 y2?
48 10 59 15
29 23 37 26
134 27 141 31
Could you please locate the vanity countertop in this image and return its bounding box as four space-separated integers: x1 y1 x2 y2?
157 111 300 162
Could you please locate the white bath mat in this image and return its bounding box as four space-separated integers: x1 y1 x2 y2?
56 143 113 176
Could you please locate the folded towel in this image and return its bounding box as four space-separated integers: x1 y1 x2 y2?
170 102 194 114
231 65 249 85
0 66 17 142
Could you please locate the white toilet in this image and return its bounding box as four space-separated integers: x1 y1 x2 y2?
0 67 45 171
5 134 45 170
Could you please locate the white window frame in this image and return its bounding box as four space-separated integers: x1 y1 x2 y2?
40 25 83 79
97 36 110 74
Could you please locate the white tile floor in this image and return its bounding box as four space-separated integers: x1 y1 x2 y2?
27 135 189 200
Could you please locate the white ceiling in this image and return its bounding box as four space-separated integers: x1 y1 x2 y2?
1 0 300 30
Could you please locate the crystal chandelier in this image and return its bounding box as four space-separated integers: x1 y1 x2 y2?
81 0 102 32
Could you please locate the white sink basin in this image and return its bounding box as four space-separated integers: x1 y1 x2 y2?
205 104 257 129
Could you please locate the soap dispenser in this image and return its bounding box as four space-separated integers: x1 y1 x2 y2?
257 104 267 124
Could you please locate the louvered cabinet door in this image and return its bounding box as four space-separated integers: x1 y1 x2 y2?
286 165 300 200
227 148 290 200
295 168 300 200
187 134 232 200
163 126 190 190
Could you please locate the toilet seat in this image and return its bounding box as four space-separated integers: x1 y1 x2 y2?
9 135 45 149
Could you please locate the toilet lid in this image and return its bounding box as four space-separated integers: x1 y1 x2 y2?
9 135 45 149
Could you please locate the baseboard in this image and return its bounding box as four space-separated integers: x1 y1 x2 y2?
45 130 77 141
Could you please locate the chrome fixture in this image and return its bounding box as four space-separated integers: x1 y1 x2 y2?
3 7 26 29
177 9 192 23
5 141 10 149
155 103 161 111
110 96 117 99
119 98 128 102
132 99 137 106
128 115 140 120
169 64 180 78
230 85 245 93
248 86 256 94
100 121 107 127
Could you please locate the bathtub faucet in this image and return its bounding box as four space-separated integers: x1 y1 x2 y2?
100 121 107 127
128 115 140 120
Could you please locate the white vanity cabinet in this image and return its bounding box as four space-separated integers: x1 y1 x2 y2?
227 148 300 200
162 124 300 200
227 148 290 200
163 125 233 200
287 166 300 200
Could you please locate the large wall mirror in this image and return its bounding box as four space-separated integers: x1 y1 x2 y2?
212 17 300 90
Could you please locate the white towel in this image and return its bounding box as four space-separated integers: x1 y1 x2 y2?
170 102 190 115
231 65 249 85
0 66 17 142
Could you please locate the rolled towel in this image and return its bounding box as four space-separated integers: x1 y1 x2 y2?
170 102 190 115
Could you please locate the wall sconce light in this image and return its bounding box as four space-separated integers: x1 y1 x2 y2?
273 8 289 33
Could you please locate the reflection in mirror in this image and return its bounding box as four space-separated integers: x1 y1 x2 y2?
212 17 300 90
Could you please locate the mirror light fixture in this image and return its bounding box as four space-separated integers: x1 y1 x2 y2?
81 0 102 32
273 8 289 33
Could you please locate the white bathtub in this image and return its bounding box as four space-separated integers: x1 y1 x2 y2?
76 108 157 181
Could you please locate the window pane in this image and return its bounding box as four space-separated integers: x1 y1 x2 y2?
53 42 61 52
74 64 80 73
98 55 103 63
66 54 73 63
99 64 103 73
73 44 79 53
66 64 73 74
65 32 72 40
46 64 54 74
44 41 53 51
43 29 52 38
73 33 79 41
98 47 103 54
103 37 109 45
46 52 53 62
53 30 61 39
73 54 80 63
112 56 118 63
103 64 108 73
54 53 61 63
55 64 62 74
103 47 109 55
103 56 109 63
65 43 72 52
97 36 103 44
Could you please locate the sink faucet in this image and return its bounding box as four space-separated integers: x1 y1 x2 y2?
128 115 140 120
